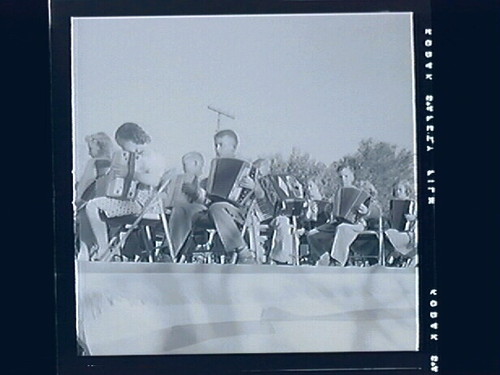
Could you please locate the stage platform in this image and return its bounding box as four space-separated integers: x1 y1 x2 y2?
76 261 418 356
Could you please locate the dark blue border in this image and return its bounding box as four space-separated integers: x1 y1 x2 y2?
50 1 438 374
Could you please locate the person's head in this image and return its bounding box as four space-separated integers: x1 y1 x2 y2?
306 178 322 200
358 180 378 198
214 129 238 158
85 132 113 159
114 122 151 153
253 158 271 177
337 166 355 187
393 180 413 199
182 151 204 176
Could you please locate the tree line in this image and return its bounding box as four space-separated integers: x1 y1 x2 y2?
268 138 415 213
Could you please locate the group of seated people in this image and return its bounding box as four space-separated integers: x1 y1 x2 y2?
75 122 417 267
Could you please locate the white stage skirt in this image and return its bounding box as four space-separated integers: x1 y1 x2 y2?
76 262 418 355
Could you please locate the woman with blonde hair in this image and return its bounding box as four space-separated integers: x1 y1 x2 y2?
385 180 417 267
75 132 114 259
75 132 114 205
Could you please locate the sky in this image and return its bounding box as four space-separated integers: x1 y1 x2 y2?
72 13 416 177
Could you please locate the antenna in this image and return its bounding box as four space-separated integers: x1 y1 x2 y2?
208 105 235 132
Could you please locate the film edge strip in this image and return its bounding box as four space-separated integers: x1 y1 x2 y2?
422 24 439 374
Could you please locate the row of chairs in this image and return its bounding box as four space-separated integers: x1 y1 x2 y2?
77 183 416 267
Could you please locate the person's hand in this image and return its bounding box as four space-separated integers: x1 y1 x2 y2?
239 176 255 190
405 214 417 221
111 163 129 178
305 201 318 220
357 204 369 215
296 228 306 236
182 182 199 202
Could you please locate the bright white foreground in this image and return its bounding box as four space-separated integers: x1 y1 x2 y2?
76 262 418 355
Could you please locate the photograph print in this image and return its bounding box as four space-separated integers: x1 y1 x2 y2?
73 13 420 356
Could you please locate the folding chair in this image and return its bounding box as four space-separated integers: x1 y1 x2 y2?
176 227 224 264
348 231 383 266
176 218 245 264
99 171 177 262
176 201 262 265
347 205 386 267
384 230 418 267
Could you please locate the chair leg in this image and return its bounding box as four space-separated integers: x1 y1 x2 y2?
291 216 301 266
158 209 175 261
174 231 201 263
144 225 155 262
348 232 382 267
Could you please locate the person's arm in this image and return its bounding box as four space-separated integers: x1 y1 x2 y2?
185 183 208 204
253 178 265 199
135 170 162 187
195 185 207 203
181 176 205 203
405 213 417 221
238 174 266 200
310 191 322 201
134 153 164 187
327 190 340 221
357 194 374 217
76 159 97 200
405 200 418 231
197 178 209 204
405 201 417 222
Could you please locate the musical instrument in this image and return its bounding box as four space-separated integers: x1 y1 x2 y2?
258 175 306 218
304 199 329 222
332 187 370 223
98 170 177 262
206 158 257 206
254 196 275 222
105 151 139 200
389 199 416 231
